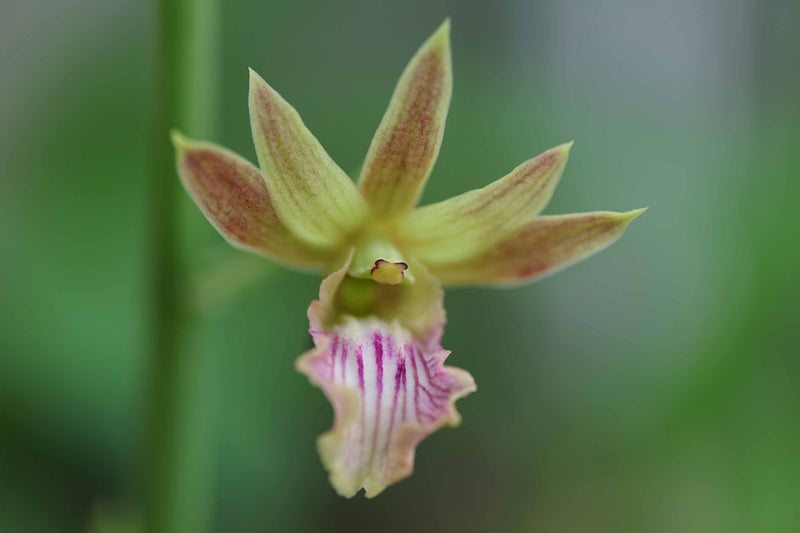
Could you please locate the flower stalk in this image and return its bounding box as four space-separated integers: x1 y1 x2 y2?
147 0 219 530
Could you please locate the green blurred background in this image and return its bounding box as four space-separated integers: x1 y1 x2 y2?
1 0 799 531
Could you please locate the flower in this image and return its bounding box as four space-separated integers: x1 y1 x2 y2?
172 19 644 498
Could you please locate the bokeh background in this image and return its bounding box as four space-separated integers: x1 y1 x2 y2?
1 0 798 531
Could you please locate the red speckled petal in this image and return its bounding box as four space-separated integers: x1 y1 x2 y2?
249 70 368 249
394 143 572 264
173 132 330 269
429 209 646 286
358 20 452 215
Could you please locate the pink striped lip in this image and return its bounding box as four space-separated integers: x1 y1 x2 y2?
297 317 475 497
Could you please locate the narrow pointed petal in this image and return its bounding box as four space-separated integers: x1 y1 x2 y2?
358 20 453 214
428 209 646 286
249 70 367 249
172 132 331 268
395 143 572 264
298 255 475 497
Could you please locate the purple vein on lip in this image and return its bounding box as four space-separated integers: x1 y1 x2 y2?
371 332 384 467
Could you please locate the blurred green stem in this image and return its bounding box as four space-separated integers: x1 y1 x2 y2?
147 0 219 531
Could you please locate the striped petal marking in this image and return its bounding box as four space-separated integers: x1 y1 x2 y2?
298 317 474 498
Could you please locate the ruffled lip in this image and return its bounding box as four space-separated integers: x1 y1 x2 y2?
297 316 475 497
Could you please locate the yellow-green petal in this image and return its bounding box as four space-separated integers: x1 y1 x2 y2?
394 143 572 264
428 209 646 286
358 19 453 215
172 132 331 269
249 69 368 249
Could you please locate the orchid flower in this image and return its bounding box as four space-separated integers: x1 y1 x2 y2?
171 19 644 498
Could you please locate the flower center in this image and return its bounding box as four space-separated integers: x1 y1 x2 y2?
370 259 408 285
346 235 414 284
